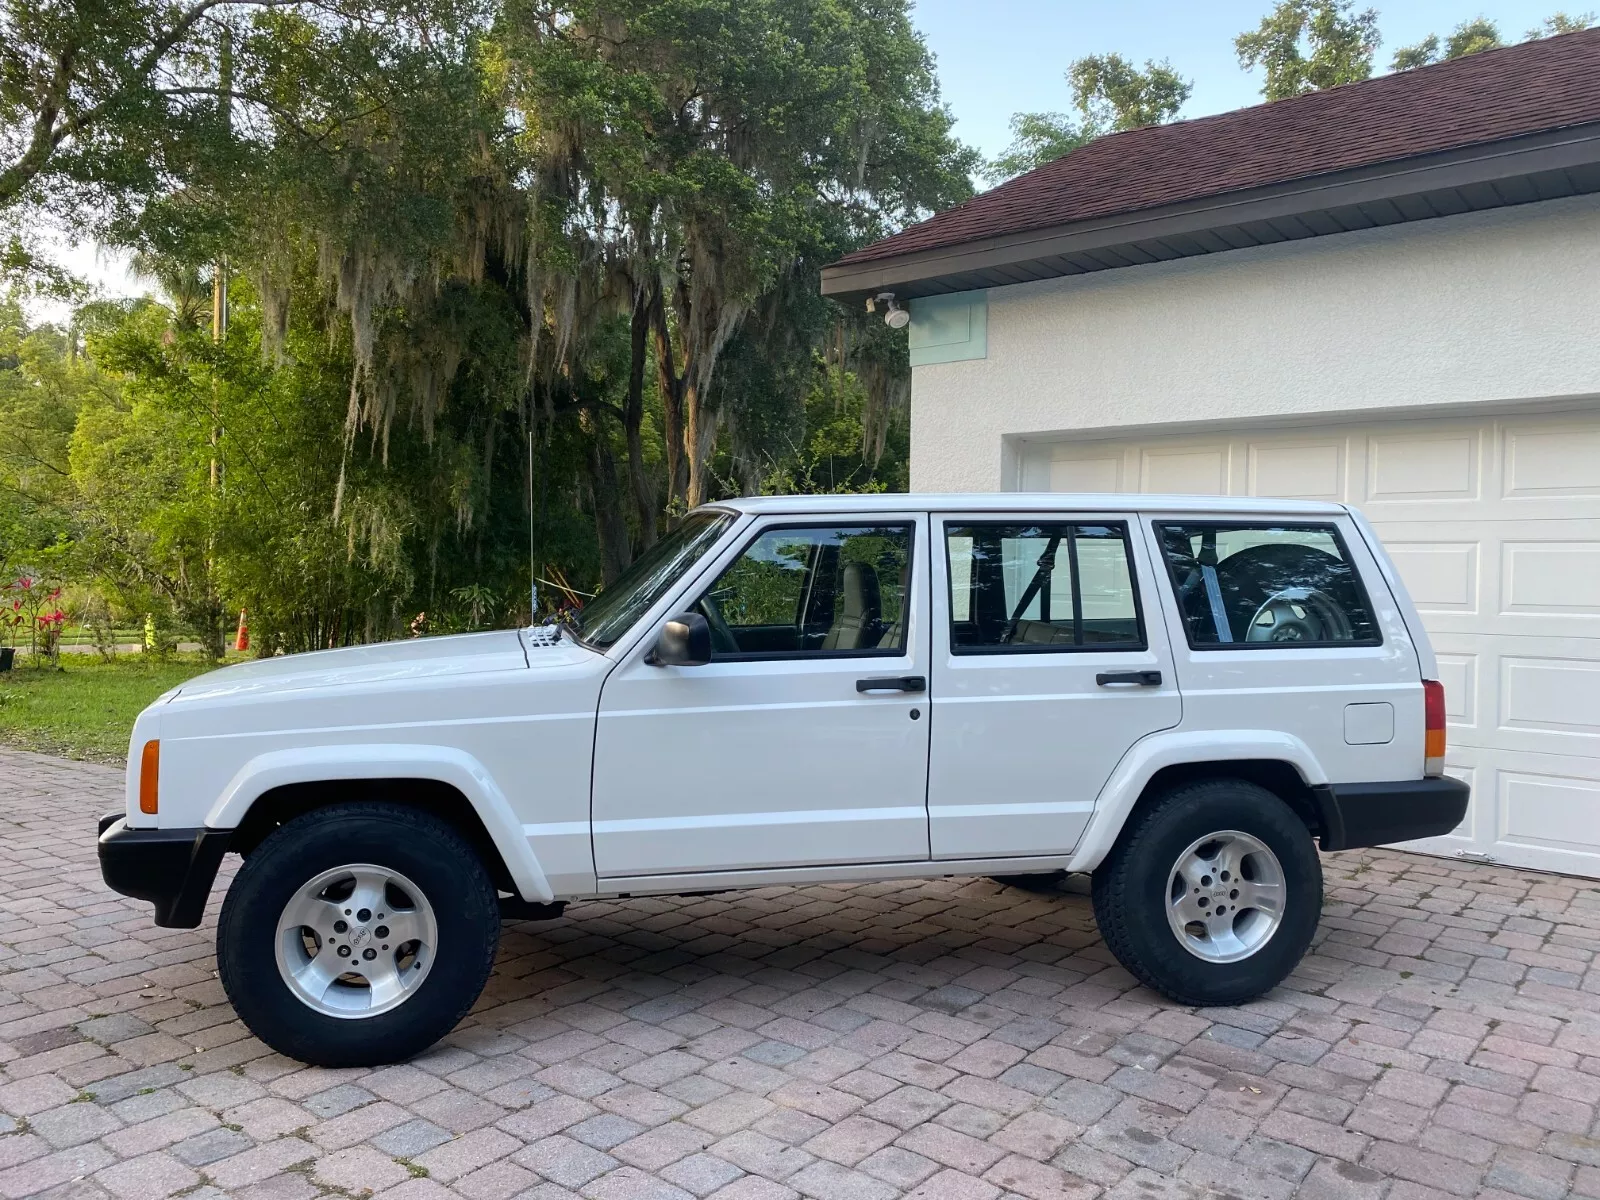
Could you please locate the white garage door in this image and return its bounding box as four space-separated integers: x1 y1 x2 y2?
1022 408 1600 878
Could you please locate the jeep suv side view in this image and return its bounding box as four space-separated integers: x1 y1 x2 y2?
98 495 1468 1067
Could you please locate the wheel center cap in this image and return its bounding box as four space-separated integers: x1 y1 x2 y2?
350 925 372 948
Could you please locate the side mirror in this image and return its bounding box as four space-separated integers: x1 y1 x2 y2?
648 612 711 667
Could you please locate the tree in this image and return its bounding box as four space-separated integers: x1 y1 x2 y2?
6 0 970 651
0 0 492 218
986 53 1192 182
507 0 972 511
1392 18 1501 69
1392 11 1594 71
1528 12 1596 37
1235 0 1381 100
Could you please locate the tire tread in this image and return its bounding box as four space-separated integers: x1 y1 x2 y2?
1091 778 1319 1007
217 801 499 1067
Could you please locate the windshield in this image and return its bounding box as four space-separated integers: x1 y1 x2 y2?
575 511 734 649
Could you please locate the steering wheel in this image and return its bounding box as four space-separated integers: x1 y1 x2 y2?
1245 587 1354 643
698 592 740 655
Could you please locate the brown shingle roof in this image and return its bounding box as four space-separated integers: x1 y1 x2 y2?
837 26 1600 267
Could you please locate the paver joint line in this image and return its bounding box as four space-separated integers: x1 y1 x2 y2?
1 747 1597 1200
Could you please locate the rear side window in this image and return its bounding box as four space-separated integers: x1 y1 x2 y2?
1155 522 1380 648
946 522 1144 652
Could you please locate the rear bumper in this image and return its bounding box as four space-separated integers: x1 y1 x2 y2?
1313 777 1470 852
98 813 230 928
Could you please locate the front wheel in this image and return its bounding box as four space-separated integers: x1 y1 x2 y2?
218 802 500 1067
1091 779 1321 1006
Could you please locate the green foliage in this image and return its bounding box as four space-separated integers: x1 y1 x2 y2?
985 112 1093 185
2 0 967 677
987 53 1191 183
1528 12 1597 37
1395 11 1595 69
1069 54 1193 134
1236 0 1382 99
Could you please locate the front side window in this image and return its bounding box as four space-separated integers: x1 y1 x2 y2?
1155 522 1380 648
694 524 912 658
577 511 733 649
946 522 1144 652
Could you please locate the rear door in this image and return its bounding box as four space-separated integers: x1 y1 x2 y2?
1143 513 1423 784
927 511 1181 859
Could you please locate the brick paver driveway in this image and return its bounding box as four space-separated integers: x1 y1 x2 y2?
3 749 1600 1200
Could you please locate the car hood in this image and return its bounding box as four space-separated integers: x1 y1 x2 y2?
170 628 588 702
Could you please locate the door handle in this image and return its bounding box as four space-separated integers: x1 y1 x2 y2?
856 675 926 694
1096 670 1162 687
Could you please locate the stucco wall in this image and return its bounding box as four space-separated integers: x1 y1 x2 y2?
909 193 1600 492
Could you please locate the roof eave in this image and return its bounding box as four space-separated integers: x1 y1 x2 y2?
821 121 1600 306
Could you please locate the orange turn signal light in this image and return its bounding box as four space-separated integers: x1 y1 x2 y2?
1422 680 1446 775
139 740 160 814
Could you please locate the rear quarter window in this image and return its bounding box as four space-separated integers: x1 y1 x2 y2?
1154 521 1381 649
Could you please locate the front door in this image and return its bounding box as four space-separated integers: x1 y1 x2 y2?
592 515 931 879
928 512 1182 859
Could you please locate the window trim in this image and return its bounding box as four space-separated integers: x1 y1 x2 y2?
694 520 917 663
1151 519 1385 652
943 519 1148 656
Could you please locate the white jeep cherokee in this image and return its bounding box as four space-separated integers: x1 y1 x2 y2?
99 494 1467 1067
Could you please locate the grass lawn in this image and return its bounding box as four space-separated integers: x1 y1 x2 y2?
0 653 237 763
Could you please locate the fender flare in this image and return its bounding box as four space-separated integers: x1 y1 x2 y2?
204 744 553 903
1064 729 1327 873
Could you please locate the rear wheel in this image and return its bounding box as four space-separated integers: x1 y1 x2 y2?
218 802 499 1067
1091 779 1321 1005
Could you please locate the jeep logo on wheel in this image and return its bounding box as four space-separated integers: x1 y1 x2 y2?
350 926 372 949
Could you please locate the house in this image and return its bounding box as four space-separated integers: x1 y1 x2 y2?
822 29 1600 878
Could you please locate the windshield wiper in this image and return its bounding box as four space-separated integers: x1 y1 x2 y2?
540 608 585 644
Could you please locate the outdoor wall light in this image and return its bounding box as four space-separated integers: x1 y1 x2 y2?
873 292 911 329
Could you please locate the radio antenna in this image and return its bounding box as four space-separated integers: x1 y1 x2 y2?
537 428 544 624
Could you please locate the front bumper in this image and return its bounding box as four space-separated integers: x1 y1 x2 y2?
98 813 231 928
1312 776 1471 852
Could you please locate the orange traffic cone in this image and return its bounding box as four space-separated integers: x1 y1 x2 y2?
235 608 249 652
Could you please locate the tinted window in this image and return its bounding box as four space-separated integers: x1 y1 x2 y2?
1155 522 1380 648
946 522 1143 652
695 525 912 658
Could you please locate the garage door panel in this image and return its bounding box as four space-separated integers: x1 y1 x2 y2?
1500 654 1600 745
1491 761 1600 877
1365 430 1481 503
1025 410 1600 877
1139 446 1228 493
1502 422 1600 500
1247 441 1344 500
1502 541 1600 618
1432 652 1478 727
1049 451 1126 493
1380 541 1481 613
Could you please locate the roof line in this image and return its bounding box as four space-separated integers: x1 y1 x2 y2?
822 121 1600 299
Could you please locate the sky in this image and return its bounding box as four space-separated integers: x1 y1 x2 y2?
913 0 1572 159
29 0 1578 318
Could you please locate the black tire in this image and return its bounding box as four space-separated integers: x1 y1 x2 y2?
1091 779 1321 1006
218 802 499 1067
989 871 1069 892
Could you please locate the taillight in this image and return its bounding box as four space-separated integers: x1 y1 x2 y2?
1422 681 1446 776
139 740 160 814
